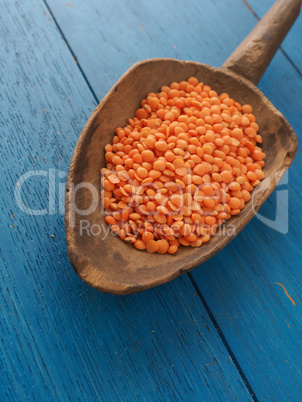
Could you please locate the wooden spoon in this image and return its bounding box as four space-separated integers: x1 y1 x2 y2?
65 0 300 294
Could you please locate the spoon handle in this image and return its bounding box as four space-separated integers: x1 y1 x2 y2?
222 0 301 85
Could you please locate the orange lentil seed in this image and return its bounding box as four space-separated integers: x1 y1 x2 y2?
146 240 158 253
102 78 265 254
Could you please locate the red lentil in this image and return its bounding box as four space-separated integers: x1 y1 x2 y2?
102 78 265 253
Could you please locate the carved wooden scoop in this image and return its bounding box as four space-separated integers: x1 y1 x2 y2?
65 0 300 294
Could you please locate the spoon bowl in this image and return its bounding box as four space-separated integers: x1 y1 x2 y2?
65 0 299 294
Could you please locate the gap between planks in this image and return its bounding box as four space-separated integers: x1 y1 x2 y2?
188 274 258 402
42 0 99 104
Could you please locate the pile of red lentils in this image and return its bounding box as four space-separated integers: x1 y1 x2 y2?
101 77 265 254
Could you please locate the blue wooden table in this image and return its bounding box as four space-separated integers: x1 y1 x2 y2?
1 0 301 400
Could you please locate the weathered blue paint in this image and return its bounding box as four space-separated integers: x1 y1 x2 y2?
0 0 256 400
45 0 302 398
1 0 301 400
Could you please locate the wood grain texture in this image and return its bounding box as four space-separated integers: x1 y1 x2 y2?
247 0 302 71
46 0 302 399
223 0 301 84
0 0 253 400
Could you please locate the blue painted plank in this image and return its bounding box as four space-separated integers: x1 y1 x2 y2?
190 50 302 398
0 1 252 400
45 0 258 99
44 0 302 399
